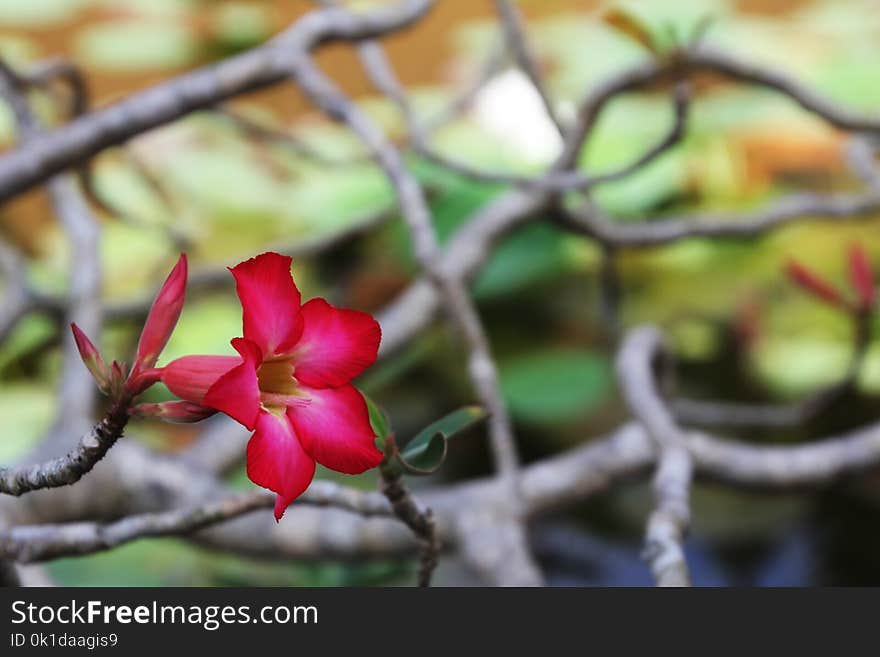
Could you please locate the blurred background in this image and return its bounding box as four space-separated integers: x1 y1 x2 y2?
1 0 880 585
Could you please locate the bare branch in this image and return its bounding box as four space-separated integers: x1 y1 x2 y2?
0 238 33 344
1 484 392 563
379 447 438 587
559 189 880 248
0 59 103 453
0 0 433 203
673 307 873 428
617 327 692 586
846 136 880 191
492 0 565 136
316 18 543 584
0 400 129 496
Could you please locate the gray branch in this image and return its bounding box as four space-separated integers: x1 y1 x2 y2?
617 327 692 587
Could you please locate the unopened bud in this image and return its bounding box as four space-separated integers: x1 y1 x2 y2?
130 400 216 423
785 260 846 309
70 323 111 394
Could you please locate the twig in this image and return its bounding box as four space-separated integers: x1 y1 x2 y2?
1 484 392 563
311 15 541 584
0 0 433 204
617 327 692 587
672 306 873 428
0 398 130 496
0 238 33 344
12 406 880 565
845 136 880 193
213 105 368 167
0 60 103 454
492 0 565 136
379 440 438 586
559 189 880 248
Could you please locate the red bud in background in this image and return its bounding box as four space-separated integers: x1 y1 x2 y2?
847 244 876 311
785 260 846 309
126 254 187 393
130 400 217 423
71 323 110 394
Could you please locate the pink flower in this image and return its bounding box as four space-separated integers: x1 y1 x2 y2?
160 252 383 520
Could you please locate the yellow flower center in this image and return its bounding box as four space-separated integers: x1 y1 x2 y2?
256 358 309 414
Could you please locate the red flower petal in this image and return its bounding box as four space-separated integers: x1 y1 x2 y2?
204 338 263 431
161 355 241 403
848 244 876 310
230 252 303 357
135 254 187 371
290 384 383 475
292 298 381 388
785 260 846 308
247 409 316 521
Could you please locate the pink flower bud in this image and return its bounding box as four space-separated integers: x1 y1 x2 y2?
848 244 876 311
785 260 846 309
131 400 217 423
70 323 111 394
130 254 187 379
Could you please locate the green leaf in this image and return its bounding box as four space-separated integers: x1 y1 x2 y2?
363 393 391 454
396 406 487 475
473 223 575 298
500 349 612 425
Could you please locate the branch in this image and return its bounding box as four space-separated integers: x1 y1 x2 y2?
0 0 433 203
0 59 103 453
686 47 880 133
379 444 439 586
617 327 692 586
492 0 565 136
1 484 392 563
10 408 880 566
672 306 873 428
315 16 542 584
0 400 129 496
0 238 33 344
559 189 880 248
846 136 880 190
